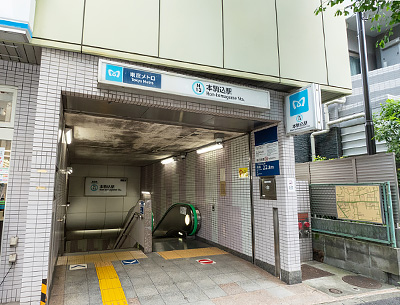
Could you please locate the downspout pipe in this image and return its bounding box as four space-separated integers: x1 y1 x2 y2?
310 99 365 160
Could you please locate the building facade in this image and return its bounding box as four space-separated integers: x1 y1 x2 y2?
0 1 351 304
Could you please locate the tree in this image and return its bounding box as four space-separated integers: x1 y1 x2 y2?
315 0 400 47
373 99 400 181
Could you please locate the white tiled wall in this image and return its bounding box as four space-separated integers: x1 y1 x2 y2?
252 122 301 278
67 164 141 235
0 59 39 303
0 47 301 303
141 136 253 256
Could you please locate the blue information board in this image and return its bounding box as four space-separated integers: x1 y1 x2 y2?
104 63 161 89
123 68 161 88
254 126 280 176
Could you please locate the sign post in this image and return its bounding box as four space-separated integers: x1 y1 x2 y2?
285 84 323 135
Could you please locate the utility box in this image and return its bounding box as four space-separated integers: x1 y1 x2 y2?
259 176 277 200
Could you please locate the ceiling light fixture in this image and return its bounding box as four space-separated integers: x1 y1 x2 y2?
141 191 151 195
196 143 223 154
65 128 73 145
161 157 176 165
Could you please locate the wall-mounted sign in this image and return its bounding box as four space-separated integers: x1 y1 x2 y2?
98 59 270 110
285 84 323 135
254 126 280 176
84 177 127 197
238 168 248 178
0 147 4 167
0 168 8 183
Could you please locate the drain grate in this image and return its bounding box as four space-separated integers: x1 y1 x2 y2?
342 275 382 289
329 288 343 294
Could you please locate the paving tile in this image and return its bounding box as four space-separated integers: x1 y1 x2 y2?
130 275 153 286
202 286 227 299
196 277 218 289
181 288 209 303
50 283 64 296
134 284 159 297
219 283 246 295
188 300 215 305
64 280 88 295
127 297 141 305
64 292 89 305
156 283 180 294
122 283 137 299
88 291 103 305
236 280 262 292
265 286 295 298
160 291 188 304
212 274 234 285
138 294 166 305
49 294 64 305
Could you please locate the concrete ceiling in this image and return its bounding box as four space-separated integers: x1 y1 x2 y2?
65 112 244 166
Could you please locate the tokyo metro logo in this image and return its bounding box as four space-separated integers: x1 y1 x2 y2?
289 88 309 116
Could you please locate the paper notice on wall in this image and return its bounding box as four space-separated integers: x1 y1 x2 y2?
287 178 296 192
255 142 279 163
220 181 226 196
239 168 248 178
0 168 8 183
0 148 4 168
220 168 226 182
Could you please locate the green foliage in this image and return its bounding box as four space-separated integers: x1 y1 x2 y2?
315 0 400 47
314 155 328 161
373 99 400 180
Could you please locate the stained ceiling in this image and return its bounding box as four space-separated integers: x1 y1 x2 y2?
63 95 272 166
65 113 244 166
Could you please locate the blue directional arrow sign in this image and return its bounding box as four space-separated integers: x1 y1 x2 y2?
121 259 139 265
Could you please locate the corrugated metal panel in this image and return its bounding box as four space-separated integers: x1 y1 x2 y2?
341 123 387 157
310 158 355 184
355 153 399 223
310 185 337 217
295 163 310 182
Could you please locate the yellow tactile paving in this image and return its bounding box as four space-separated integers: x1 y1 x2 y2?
95 262 128 305
95 261 113 268
100 252 118 262
84 254 102 263
115 251 134 261
67 255 85 265
130 251 147 259
157 251 183 260
56 256 67 266
59 250 147 267
158 247 228 260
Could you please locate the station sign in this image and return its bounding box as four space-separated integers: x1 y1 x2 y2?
284 84 323 135
84 177 127 197
254 126 280 177
98 59 270 110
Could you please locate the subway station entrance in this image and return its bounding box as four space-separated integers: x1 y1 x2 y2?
50 91 277 304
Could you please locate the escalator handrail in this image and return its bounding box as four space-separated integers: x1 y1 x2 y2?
152 203 198 236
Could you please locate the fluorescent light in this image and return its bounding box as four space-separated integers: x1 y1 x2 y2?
65 128 73 144
141 191 151 195
178 232 183 236
196 143 223 154
161 157 175 165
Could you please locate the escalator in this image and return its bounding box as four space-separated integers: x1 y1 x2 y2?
152 203 201 238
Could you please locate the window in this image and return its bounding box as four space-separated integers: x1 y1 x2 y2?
349 55 361 76
0 86 17 128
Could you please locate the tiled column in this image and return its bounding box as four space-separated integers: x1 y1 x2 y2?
253 123 301 284
0 60 39 303
19 50 64 304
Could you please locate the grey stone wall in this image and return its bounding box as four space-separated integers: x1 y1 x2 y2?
313 232 400 285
